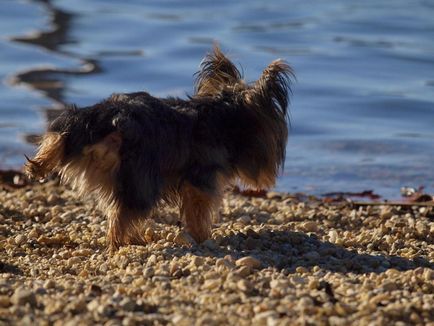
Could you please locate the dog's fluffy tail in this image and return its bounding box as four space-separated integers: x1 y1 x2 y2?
24 132 65 179
194 45 243 96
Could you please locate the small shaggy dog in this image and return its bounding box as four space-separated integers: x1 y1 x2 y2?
25 46 294 251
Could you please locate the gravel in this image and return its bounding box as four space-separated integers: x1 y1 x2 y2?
0 180 433 325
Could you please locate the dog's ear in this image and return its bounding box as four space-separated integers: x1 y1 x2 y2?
194 45 242 96
24 132 65 179
245 59 295 117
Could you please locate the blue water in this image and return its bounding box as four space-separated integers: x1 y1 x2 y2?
1 0 433 198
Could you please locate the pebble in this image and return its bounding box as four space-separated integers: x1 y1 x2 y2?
236 279 253 292
14 234 26 246
235 256 262 269
11 288 37 307
192 256 205 267
44 279 56 289
253 311 279 325
0 295 10 308
238 215 251 224
328 230 338 243
270 279 290 289
202 279 221 291
234 266 251 277
173 231 196 246
296 266 308 274
301 221 318 233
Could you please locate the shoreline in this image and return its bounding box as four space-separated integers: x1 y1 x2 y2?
0 177 433 325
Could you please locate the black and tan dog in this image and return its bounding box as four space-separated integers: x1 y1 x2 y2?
25 47 294 251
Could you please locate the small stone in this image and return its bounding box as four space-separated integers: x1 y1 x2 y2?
239 215 251 224
237 279 253 292
270 279 290 289
329 316 347 326
87 284 102 296
143 267 155 278
166 232 176 242
380 208 393 219
297 296 313 309
144 228 155 242
60 211 74 222
216 258 235 269
147 254 157 265
423 268 433 281
328 230 338 243
308 279 319 290
28 228 40 239
174 231 196 246
172 315 194 326
170 263 181 275
202 279 221 290
381 281 397 292
290 276 306 285
234 266 251 277
11 288 37 307
152 275 170 283
0 295 11 308
120 298 137 312
47 194 59 204
301 221 318 232
66 299 87 314
86 299 100 312
296 266 308 274
369 293 390 305
192 256 205 267
44 279 56 289
14 234 26 246
253 311 279 325
67 256 81 268
235 256 261 269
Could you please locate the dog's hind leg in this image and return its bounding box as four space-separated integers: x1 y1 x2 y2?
106 155 163 251
106 205 148 252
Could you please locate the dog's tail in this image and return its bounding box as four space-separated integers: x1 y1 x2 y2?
244 59 294 119
194 45 243 96
24 132 66 180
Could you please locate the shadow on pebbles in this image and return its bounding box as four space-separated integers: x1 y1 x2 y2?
0 181 433 325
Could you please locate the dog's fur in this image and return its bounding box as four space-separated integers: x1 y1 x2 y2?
25 47 294 251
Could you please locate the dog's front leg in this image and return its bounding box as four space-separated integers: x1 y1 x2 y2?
180 182 222 243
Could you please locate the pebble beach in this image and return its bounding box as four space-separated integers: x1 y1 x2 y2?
0 179 433 325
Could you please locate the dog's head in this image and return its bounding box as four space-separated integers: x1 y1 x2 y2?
194 46 295 189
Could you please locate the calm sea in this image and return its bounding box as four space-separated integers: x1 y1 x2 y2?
1 0 433 199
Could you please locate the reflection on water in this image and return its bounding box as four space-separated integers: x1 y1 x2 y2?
11 0 73 51
0 0 433 198
9 0 100 117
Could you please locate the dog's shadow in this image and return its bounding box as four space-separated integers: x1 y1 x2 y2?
163 229 433 274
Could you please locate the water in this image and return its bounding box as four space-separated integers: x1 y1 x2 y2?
1 0 433 199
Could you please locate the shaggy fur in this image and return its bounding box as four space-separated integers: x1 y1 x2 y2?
25 46 294 251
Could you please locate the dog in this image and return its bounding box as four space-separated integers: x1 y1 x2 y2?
24 46 294 251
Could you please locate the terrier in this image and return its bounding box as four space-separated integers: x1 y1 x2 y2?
25 46 294 251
